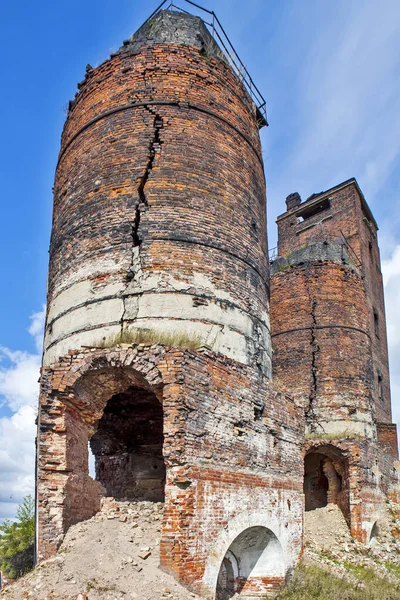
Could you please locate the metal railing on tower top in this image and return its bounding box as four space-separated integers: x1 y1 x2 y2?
144 0 268 125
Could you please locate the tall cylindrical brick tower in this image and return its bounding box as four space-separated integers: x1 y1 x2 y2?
43 9 271 376
36 9 306 594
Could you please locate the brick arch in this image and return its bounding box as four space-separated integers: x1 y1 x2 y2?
304 442 351 463
51 348 164 423
37 346 172 560
201 510 290 598
62 350 166 509
304 443 351 527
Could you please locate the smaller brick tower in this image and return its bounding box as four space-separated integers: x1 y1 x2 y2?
270 178 399 542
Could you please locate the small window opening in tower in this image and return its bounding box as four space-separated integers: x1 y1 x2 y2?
374 309 380 338
89 385 166 501
378 370 384 402
297 198 331 222
215 527 285 599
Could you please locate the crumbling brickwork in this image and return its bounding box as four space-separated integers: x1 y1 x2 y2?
37 345 303 597
45 9 271 377
272 260 373 436
37 9 301 600
273 180 392 424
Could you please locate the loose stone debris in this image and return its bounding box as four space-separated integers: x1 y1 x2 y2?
0 499 200 600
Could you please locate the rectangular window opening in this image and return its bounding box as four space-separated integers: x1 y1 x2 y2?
378 370 383 402
297 198 331 222
373 310 379 338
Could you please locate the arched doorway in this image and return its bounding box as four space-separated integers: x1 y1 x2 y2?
62 363 166 531
304 446 350 525
90 384 165 501
304 453 329 510
215 527 285 599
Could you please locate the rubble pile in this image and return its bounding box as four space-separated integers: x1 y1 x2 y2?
1 499 200 600
303 502 400 586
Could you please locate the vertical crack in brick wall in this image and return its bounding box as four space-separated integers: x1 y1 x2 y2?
304 274 324 432
129 110 164 259
122 111 164 330
252 321 266 374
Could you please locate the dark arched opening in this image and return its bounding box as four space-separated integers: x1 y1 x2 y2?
304 453 330 510
216 552 237 600
216 527 285 599
90 385 165 501
304 447 350 525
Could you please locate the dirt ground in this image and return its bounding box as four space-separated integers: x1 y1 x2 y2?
303 502 400 586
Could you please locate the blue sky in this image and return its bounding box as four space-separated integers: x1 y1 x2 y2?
0 0 399 520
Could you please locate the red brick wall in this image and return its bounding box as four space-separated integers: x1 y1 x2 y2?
271 260 373 434
377 423 399 460
44 31 271 374
303 439 384 543
37 345 303 597
270 180 399 547
274 180 392 422
276 184 359 257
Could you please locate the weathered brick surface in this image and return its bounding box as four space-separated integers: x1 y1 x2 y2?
37 9 400 599
271 179 399 545
377 423 399 459
273 180 392 423
44 10 271 375
272 260 373 435
303 439 386 543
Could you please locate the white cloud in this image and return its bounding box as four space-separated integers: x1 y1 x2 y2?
0 309 45 521
28 305 46 354
264 0 400 244
0 348 40 412
0 406 36 512
382 246 400 424
289 1 400 201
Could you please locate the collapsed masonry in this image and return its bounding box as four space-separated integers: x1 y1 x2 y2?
36 6 400 600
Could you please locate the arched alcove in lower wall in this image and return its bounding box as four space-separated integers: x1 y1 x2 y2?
215 526 285 599
90 384 165 502
304 445 350 526
63 363 165 530
202 511 290 599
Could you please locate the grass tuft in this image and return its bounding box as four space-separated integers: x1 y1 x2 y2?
91 328 203 351
275 564 400 600
305 429 365 441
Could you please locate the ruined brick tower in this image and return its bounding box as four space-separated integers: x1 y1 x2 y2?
36 3 400 598
43 10 271 377
270 179 399 542
37 7 304 599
